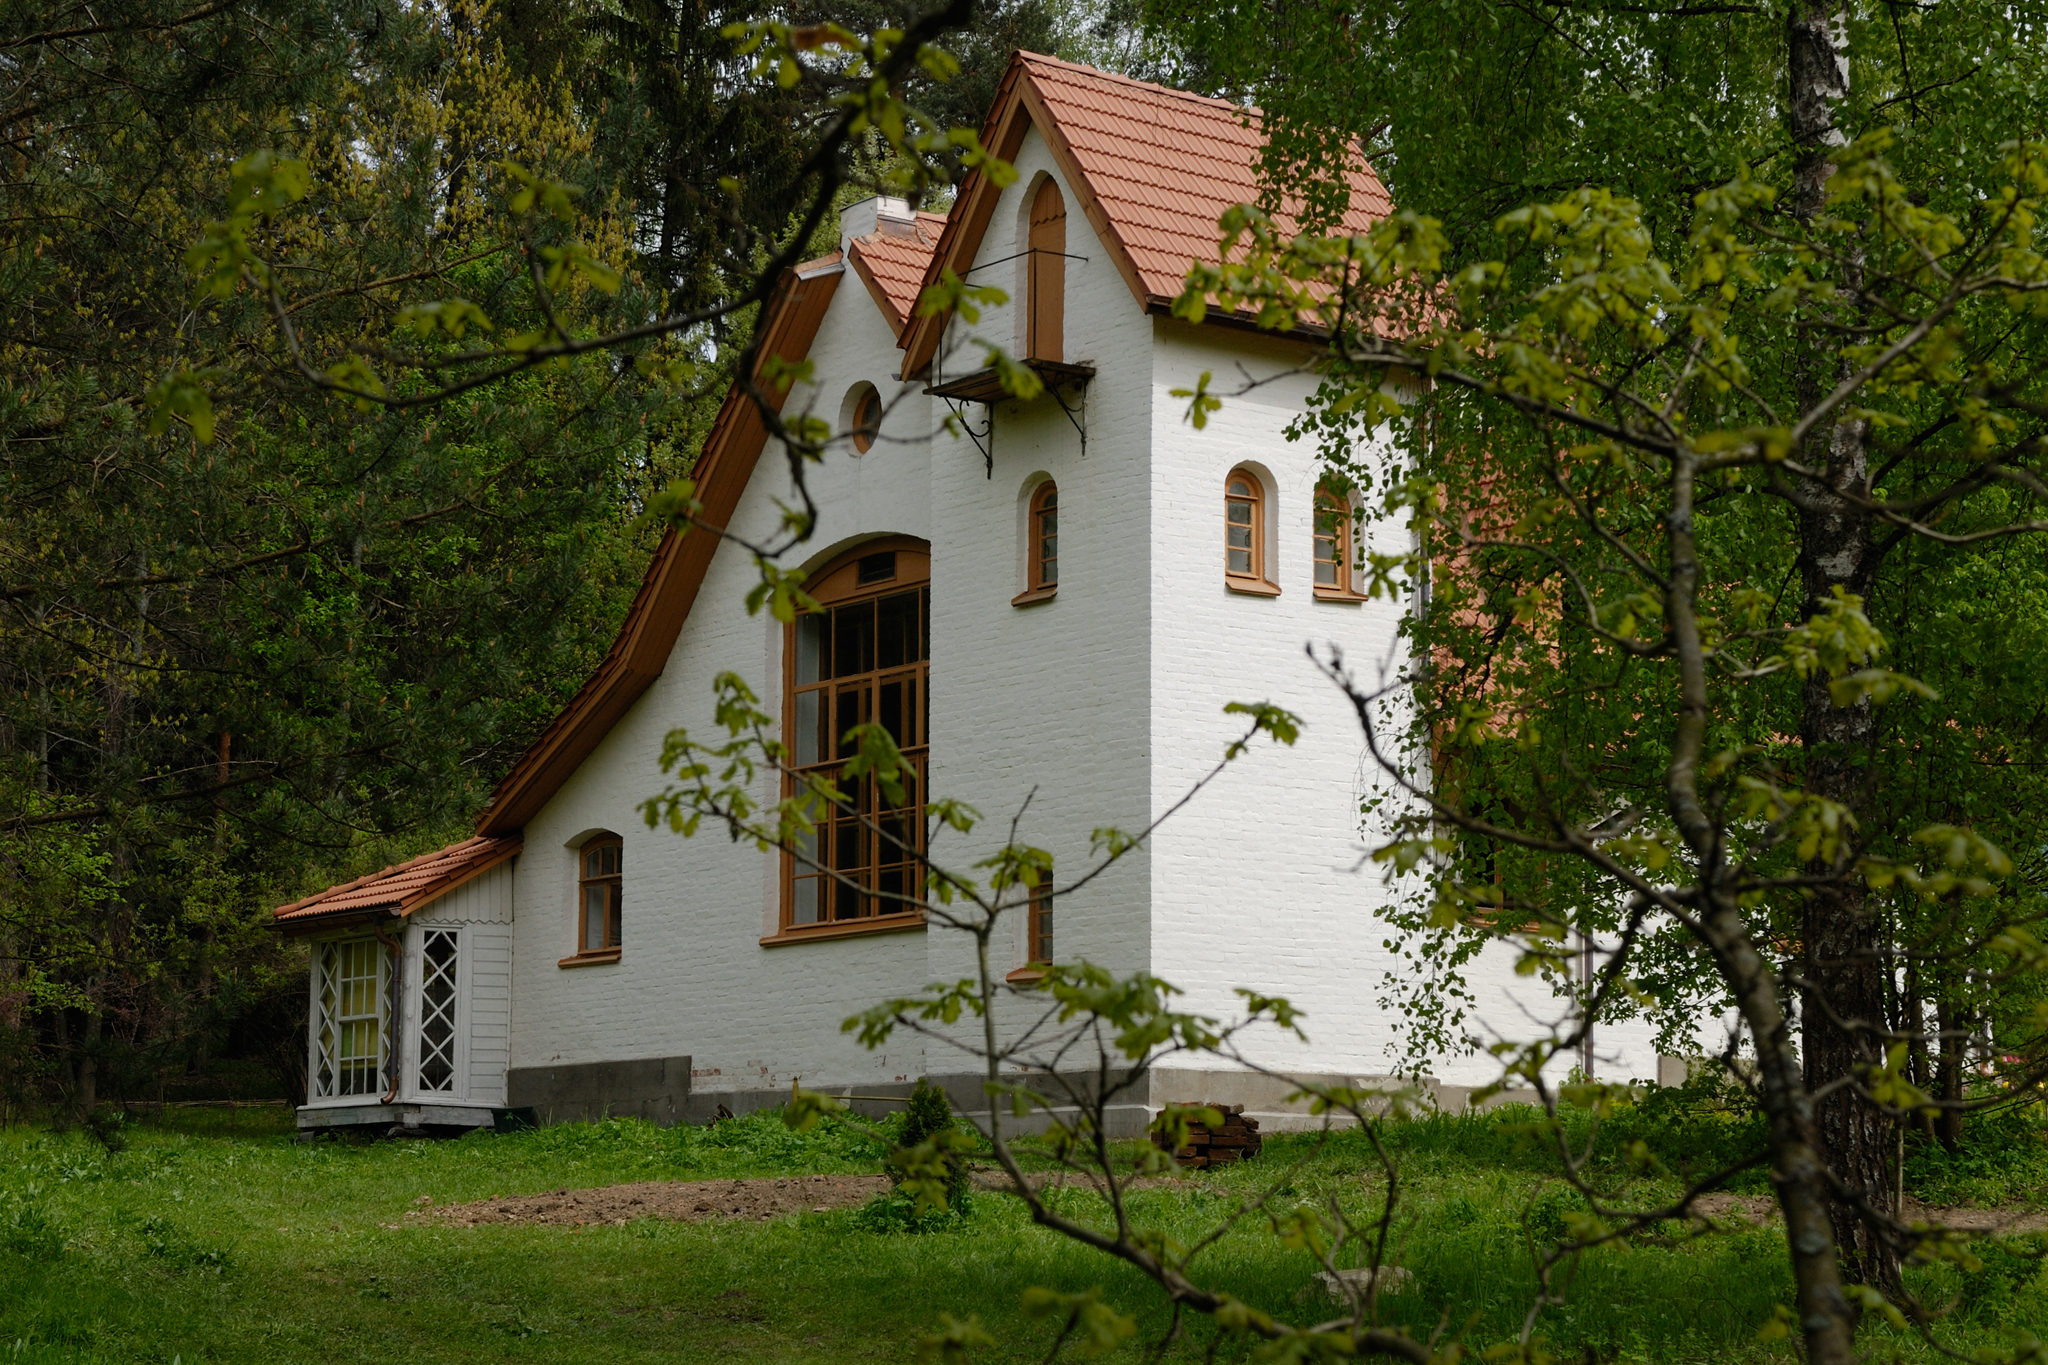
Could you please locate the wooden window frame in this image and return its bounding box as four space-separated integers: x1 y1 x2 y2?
1313 485 1369 602
1026 178 1066 364
850 385 880 455
562 834 622 966
1006 871 1055 985
771 537 932 945
1014 479 1059 606
1225 469 1279 596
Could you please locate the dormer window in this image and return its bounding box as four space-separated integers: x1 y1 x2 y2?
1026 179 1066 363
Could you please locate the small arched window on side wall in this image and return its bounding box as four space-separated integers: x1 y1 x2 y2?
1224 469 1278 595
1026 179 1066 363
1032 481 1058 588
1313 483 1365 601
574 834 622 961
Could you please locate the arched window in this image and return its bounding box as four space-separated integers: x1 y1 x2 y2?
1224 470 1272 591
1313 486 1354 597
783 539 931 933
1031 481 1058 590
578 834 622 956
1026 179 1066 363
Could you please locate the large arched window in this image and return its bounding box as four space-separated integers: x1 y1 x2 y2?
1026 178 1066 363
783 539 932 933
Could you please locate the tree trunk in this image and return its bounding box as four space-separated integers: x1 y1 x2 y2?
1935 994 1966 1152
1786 0 1899 1296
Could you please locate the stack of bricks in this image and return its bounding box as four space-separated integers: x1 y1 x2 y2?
1156 1103 1262 1169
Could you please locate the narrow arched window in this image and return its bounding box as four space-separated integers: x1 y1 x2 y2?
1313 487 1353 596
1032 481 1059 590
1225 471 1264 585
578 835 622 956
1026 179 1066 363
783 539 932 934
1028 869 1054 965
851 385 880 454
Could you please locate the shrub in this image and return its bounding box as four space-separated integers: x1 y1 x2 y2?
889 1078 973 1212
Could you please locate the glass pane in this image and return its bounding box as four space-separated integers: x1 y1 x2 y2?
603 843 621 875
1227 501 1252 525
1229 479 1252 498
1229 547 1253 575
833 601 874 677
607 894 622 949
920 588 930 663
879 678 907 748
584 884 606 951
835 685 866 759
585 847 601 878
877 590 919 669
796 613 830 684
792 876 821 924
795 689 823 767
1316 557 1338 586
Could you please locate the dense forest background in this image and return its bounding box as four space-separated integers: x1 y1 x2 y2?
0 0 1181 1118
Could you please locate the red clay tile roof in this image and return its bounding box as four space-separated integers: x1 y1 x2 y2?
1018 53 1391 303
901 52 1393 377
274 835 521 925
849 212 948 334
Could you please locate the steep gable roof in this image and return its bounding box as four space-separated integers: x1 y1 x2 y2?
847 211 948 336
900 52 1392 378
275 835 520 928
473 255 844 837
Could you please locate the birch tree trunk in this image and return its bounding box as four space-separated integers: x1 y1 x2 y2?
1786 0 1898 1295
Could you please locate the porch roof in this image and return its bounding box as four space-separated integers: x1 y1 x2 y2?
273 834 521 926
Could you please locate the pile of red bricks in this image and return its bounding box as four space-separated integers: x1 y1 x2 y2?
1155 1103 1262 1169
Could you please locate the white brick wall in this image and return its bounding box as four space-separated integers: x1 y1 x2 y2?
498 124 1662 1107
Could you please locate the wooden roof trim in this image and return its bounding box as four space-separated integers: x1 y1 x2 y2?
899 53 1156 380
272 835 523 929
1012 73 1155 312
899 58 1032 379
474 262 844 836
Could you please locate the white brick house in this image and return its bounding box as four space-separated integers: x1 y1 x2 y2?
274 53 1658 1136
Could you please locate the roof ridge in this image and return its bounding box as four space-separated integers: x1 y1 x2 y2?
1014 50 1261 121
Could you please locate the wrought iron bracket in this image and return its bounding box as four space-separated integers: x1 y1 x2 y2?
942 395 995 477
1048 380 1087 460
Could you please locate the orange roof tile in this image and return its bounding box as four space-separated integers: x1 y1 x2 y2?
849 212 948 334
274 835 521 925
1020 53 1389 301
901 52 1392 377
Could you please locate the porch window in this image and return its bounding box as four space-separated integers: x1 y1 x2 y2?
312 938 385 1099
416 928 459 1094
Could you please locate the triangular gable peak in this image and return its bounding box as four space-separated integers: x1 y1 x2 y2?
899 51 1393 380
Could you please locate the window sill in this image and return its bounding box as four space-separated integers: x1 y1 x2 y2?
1005 966 1048 985
558 949 621 968
1313 585 1372 603
1225 576 1281 598
761 912 926 947
1010 586 1058 607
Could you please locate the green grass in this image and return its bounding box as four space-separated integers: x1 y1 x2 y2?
2 1103 2046 1364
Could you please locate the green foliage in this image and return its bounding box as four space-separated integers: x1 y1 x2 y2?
889 1078 974 1214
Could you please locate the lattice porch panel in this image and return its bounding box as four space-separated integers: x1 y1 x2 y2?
417 928 459 1093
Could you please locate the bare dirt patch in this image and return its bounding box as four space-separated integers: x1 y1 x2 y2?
425 1174 893 1228
1691 1192 2048 1235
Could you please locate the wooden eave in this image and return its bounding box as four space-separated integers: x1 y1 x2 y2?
474 259 845 837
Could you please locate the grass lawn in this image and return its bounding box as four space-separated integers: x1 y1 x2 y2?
3 1101 2046 1363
